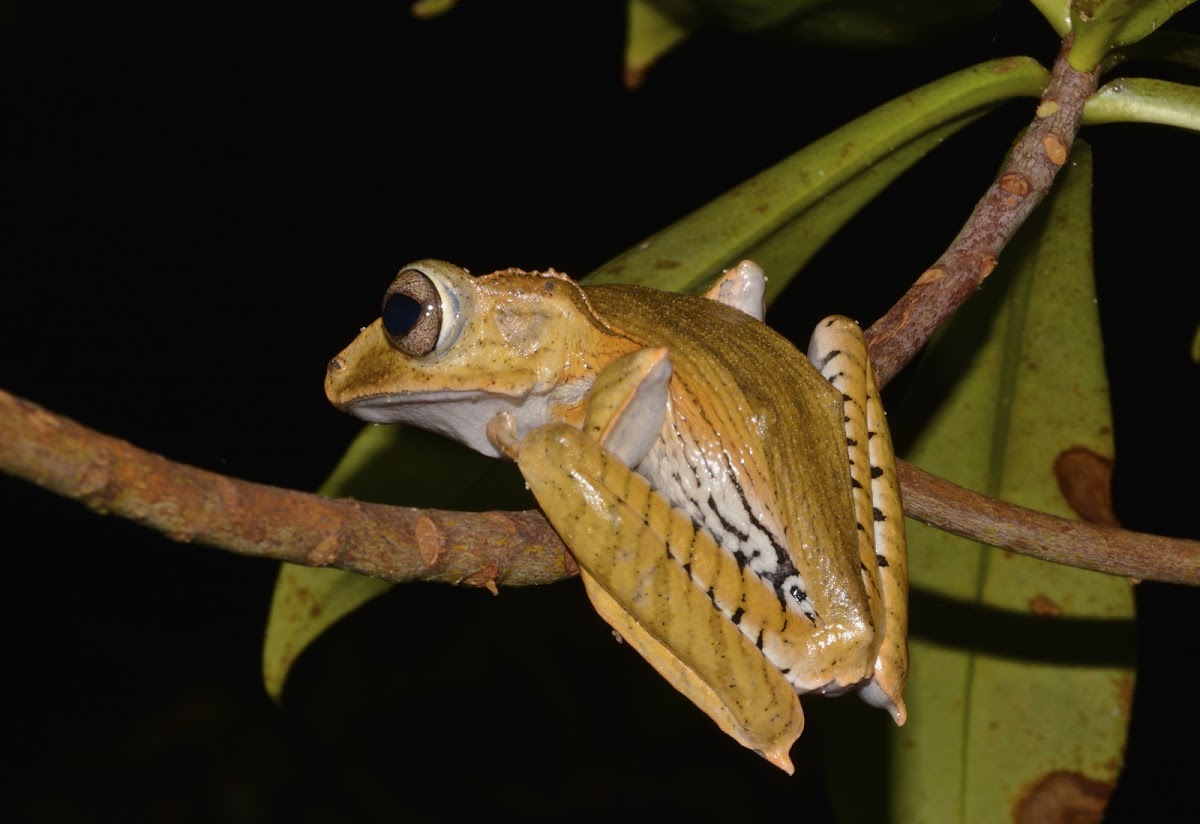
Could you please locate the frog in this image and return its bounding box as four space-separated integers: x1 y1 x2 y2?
324 258 908 773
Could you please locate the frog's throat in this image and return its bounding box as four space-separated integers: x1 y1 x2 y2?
344 382 591 459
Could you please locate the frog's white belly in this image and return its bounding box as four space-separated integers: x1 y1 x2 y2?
635 410 841 694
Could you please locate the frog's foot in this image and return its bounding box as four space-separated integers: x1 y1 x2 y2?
702 260 766 321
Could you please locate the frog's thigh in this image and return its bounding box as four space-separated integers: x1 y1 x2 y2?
518 424 804 773
808 316 908 725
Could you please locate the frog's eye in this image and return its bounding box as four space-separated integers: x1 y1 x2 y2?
381 267 462 357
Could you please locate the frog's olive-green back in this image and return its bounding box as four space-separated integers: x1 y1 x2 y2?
583 284 870 627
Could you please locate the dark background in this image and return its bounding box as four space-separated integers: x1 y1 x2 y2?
2 1 1197 820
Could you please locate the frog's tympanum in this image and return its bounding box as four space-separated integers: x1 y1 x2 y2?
325 259 907 772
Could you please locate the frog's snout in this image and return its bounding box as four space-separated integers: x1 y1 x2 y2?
324 352 353 409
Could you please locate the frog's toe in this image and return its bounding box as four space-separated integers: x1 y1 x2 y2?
859 677 906 725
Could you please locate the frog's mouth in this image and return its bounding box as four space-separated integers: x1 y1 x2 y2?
344 390 555 459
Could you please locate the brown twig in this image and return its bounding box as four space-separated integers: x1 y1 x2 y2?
0 389 572 589
3 387 1198 586
896 462 1200 584
865 35 1101 387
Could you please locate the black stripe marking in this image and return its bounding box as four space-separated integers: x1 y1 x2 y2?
707 494 750 543
817 348 841 369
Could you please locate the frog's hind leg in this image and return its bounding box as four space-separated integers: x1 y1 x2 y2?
518 423 805 773
808 316 908 725
520 347 805 771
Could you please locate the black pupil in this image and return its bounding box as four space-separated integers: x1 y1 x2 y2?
382 292 425 339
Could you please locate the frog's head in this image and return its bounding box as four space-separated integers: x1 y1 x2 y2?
325 260 633 457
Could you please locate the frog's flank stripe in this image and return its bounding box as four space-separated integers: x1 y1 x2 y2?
656 412 818 627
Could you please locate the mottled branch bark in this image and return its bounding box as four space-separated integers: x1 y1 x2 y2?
0 389 572 589
3 387 1198 586
896 461 1200 584
865 36 1101 386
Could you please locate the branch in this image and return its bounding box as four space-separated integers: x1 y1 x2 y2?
896 462 1200 584
0 388 572 590
3 387 1198 586
865 35 1101 386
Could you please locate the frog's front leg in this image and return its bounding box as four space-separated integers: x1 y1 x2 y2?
499 348 806 773
485 347 671 465
808 316 908 724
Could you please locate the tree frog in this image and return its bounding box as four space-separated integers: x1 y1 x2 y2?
325 259 907 773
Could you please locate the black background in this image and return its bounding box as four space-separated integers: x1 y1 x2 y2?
2 1 1198 820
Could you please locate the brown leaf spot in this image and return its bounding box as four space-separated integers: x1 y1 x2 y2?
1114 673 1134 718
1029 595 1062 616
415 514 444 567
1053 447 1119 526
654 259 681 270
288 584 323 619
1042 134 1068 166
307 534 340 567
916 267 946 285
978 255 998 280
1014 770 1113 824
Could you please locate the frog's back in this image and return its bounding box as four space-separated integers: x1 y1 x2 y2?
584 284 866 619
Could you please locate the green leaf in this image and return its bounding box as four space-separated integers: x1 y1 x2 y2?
741 112 984 304
629 0 999 54
1111 29 1200 70
1069 0 1198 71
1084 76 1200 129
887 142 1135 821
262 425 531 699
409 0 459 19
584 57 1048 293
624 0 694 88
1028 0 1072 36
263 567 392 701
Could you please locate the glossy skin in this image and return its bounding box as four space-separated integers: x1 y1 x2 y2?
325 259 907 772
